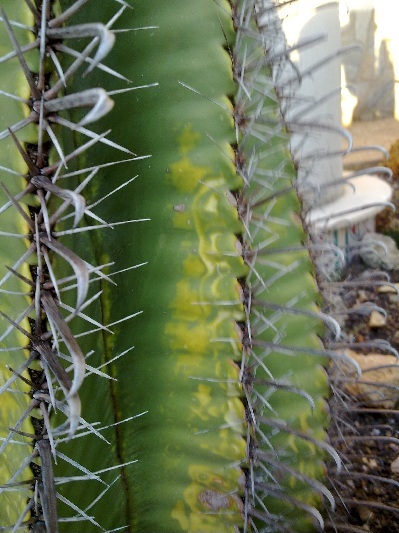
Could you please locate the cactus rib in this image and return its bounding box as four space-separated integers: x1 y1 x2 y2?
0 0 136 529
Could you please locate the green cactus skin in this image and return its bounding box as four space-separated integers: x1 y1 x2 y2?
55 2 249 531
0 2 37 526
0 1 383 532
50 1 332 531
0 0 130 530
235 7 331 530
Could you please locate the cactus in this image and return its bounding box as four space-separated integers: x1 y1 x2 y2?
0 1 396 532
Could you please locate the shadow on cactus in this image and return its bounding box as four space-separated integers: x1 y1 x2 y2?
0 0 397 532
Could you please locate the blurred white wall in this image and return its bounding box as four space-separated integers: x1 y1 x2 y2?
279 1 343 202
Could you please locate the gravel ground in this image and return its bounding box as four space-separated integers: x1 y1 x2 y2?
324 260 399 532
344 118 399 170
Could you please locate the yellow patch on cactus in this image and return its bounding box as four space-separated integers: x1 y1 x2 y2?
183 255 207 277
178 124 201 156
169 126 209 194
171 464 244 533
163 127 246 530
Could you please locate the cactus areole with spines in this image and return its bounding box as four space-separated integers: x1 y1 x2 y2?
0 0 340 531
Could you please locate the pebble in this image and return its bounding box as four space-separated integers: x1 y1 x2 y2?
343 350 399 408
391 455 399 474
377 284 399 294
360 233 399 270
357 290 369 303
358 506 374 522
368 310 387 327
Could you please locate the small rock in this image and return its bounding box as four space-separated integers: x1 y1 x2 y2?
362 457 378 469
360 233 399 270
358 505 374 522
389 293 399 304
368 310 387 327
377 284 399 294
391 455 399 474
357 290 369 303
343 350 399 408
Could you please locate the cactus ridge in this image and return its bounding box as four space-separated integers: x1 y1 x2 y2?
0 1 151 530
232 2 333 530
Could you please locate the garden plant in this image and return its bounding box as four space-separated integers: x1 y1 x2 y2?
0 1 397 532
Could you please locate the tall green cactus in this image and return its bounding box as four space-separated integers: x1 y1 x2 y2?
0 1 389 532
